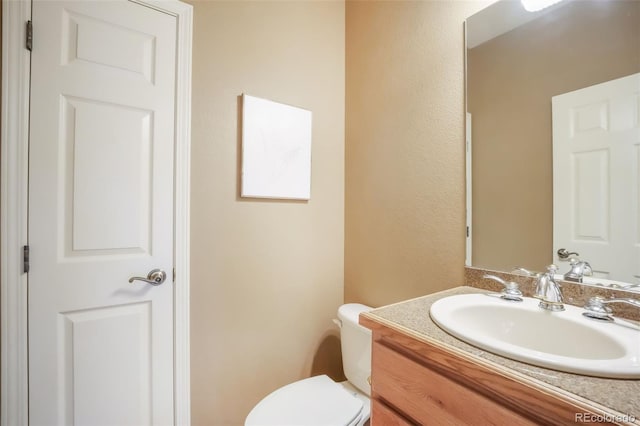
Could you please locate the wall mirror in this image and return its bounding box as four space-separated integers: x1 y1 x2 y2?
465 0 640 290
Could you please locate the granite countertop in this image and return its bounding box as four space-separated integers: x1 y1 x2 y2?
362 286 640 424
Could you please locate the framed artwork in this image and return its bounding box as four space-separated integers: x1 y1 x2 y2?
241 94 312 200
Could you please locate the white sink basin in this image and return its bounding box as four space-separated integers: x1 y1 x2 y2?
429 293 640 378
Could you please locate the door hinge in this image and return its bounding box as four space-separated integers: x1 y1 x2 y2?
26 20 33 51
173 268 176 282
466 226 470 238
23 245 30 273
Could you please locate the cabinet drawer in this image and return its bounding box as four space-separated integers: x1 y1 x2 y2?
372 341 536 425
372 399 413 426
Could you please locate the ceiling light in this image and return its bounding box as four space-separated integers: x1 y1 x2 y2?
521 0 564 12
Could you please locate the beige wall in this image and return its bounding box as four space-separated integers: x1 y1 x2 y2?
187 1 345 424
469 0 640 272
345 0 490 307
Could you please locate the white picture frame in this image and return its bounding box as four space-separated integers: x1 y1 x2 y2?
241 94 312 200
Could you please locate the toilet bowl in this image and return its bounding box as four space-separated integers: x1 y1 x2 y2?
245 303 373 426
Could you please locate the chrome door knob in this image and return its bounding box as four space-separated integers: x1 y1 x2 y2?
129 269 167 286
557 248 579 260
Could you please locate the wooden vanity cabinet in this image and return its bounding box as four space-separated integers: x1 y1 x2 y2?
360 315 616 426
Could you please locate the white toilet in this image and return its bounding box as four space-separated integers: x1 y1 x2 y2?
245 303 373 426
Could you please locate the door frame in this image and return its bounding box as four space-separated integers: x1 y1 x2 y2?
1 1 193 425
465 112 473 266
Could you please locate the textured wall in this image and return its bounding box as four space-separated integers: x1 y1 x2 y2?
345 0 490 307
187 1 345 424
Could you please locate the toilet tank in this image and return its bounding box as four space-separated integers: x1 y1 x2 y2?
337 303 373 396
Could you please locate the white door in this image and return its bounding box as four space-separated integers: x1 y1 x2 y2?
28 1 177 424
552 73 640 283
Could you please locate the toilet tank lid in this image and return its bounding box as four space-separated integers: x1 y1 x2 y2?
337 303 373 325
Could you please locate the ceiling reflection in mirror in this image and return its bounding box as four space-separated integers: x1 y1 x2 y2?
465 0 640 289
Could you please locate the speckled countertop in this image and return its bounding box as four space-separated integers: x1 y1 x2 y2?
362 286 640 424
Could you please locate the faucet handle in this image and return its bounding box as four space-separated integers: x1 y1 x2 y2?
574 260 593 276
583 297 613 321
512 267 540 277
564 259 592 282
483 274 523 302
583 296 640 321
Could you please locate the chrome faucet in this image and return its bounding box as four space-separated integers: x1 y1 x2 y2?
563 258 592 283
583 296 640 322
534 265 564 311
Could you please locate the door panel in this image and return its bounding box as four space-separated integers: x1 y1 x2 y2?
572 149 608 242
63 9 157 82
60 303 152 426
28 1 177 424
66 96 153 254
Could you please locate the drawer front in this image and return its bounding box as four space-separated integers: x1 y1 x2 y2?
372 341 537 425
372 399 414 426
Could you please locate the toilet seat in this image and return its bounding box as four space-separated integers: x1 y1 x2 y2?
245 375 364 426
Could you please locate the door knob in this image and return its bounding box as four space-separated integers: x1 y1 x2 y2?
129 269 167 286
557 248 579 260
